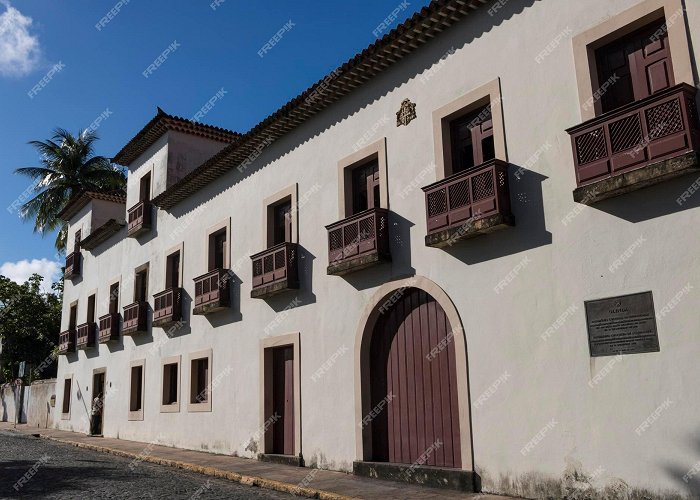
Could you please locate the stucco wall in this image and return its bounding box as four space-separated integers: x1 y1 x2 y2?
25 379 56 429
58 1 700 498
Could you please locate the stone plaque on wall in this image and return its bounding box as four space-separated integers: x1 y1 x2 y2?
584 291 659 357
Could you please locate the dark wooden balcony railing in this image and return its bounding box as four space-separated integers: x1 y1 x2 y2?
193 269 230 315
567 83 700 203
76 322 96 349
65 251 81 279
422 158 513 247
98 313 120 343
127 200 153 237
58 329 76 354
326 207 390 276
251 242 299 298
123 301 148 335
153 288 183 327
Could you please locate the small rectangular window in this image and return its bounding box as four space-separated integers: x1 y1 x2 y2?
351 160 380 215
69 304 78 330
208 229 227 271
130 365 143 412
162 362 178 405
134 268 148 303
62 378 72 414
165 251 181 289
87 294 96 324
139 173 151 202
109 283 119 315
74 230 81 252
190 358 209 404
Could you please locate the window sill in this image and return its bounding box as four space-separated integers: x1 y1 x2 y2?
128 410 144 421
160 402 180 413
187 401 212 413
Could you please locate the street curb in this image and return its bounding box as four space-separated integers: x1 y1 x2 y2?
26 432 354 500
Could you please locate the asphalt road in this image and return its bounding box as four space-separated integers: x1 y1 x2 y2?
0 430 294 499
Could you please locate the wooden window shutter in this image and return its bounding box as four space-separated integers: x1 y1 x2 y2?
366 168 380 209
471 116 494 166
629 31 675 101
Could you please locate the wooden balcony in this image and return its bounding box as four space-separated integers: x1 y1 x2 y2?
76 322 96 350
98 313 120 343
326 207 390 276
567 83 700 204
193 269 230 315
58 329 75 354
422 159 514 248
123 301 148 335
153 288 183 327
127 201 153 237
65 251 81 279
251 243 299 298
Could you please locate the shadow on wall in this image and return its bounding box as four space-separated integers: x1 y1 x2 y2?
165 0 538 222
589 169 700 223
662 434 700 498
443 166 551 265
262 245 317 313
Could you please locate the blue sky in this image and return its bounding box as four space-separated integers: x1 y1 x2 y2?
0 0 431 288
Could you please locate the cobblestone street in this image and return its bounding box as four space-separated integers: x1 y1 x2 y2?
0 430 294 499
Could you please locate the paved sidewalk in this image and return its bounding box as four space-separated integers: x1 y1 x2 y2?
0 422 514 499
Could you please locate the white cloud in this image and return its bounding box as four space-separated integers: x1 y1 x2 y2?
0 0 41 77
1 258 60 292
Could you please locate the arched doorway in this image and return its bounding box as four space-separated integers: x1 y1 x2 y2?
367 287 462 467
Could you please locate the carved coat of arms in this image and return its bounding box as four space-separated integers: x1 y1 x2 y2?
396 99 416 127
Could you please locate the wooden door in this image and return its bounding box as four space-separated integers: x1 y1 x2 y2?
369 289 461 468
272 346 294 455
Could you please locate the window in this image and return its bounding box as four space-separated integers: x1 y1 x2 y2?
272 200 292 246
162 363 178 405
351 160 380 215
449 104 495 175
73 230 81 253
109 282 119 315
595 19 673 113
139 173 151 202
208 229 227 271
188 350 212 412
134 267 148 303
87 294 96 324
190 358 209 404
62 378 72 415
165 251 181 289
129 362 144 421
69 304 77 330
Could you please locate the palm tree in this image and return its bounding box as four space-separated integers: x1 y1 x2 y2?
15 128 126 252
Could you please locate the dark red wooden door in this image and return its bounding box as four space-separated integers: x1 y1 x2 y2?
369 289 461 468
272 346 294 455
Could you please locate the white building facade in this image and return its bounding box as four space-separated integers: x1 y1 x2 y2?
55 0 700 497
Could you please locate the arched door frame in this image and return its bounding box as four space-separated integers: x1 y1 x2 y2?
353 276 474 471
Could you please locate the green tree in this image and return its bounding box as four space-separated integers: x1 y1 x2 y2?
0 274 61 383
15 128 126 252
